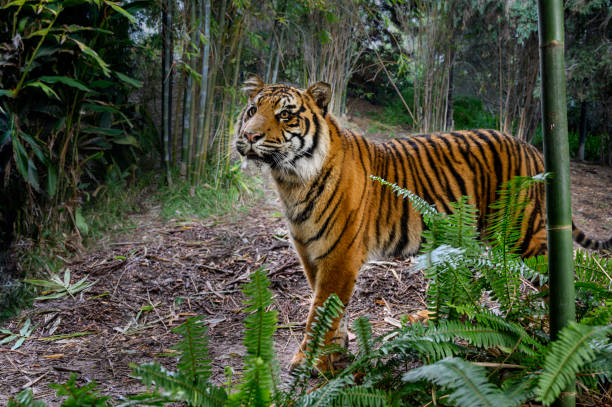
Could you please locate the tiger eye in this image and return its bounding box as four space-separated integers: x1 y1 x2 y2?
279 110 290 119
247 106 257 117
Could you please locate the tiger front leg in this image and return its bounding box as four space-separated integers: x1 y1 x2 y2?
289 256 362 372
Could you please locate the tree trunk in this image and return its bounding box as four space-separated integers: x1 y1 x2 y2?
577 100 587 161
446 48 455 130
161 0 173 184
537 2 575 407
181 0 197 176
196 0 211 178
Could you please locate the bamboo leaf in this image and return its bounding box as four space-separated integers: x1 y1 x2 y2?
24 81 61 99
47 164 58 197
0 89 16 98
69 38 110 76
38 76 93 93
75 207 89 236
104 0 137 23
114 71 143 88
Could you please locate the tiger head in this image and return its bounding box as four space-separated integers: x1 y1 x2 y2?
235 74 332 182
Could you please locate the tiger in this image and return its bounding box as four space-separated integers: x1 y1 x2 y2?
234 74 612 370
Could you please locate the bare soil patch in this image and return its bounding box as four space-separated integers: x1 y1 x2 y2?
1 131 610 405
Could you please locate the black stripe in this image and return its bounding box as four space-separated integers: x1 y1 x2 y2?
411 137 454 214
315 211 353 261
305 194 343 245
293 167 333 223
397 140 436 206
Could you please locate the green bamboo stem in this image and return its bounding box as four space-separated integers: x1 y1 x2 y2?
537 1 575 406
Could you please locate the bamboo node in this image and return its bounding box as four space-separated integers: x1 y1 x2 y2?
548 225 572 231
541 40 564 49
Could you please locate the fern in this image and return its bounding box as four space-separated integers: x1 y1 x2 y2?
287 294 345 401
131 362 227 406
487 174 547 255
536 322 612 406
236 268 279 407
334 386 389 407
370 175 438 224
303 294 344 368
172 316 211 383
500 376 538 406
7 390 47 407
403 357 512 407
445 196 480 253
353 316 374 358
295 376 353 407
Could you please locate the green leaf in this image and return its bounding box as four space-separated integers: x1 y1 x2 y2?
75 207 89 236
114 71 143 88
536 322 611 406
70 38 110 76
104 0 137 23
80 127 123 136
112 135 139 147
47 165 58 197
0 89 16 98
403 357 512 407
24 81 61 100
38 76 93 93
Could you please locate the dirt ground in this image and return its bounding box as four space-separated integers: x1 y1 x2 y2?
1 123 611 404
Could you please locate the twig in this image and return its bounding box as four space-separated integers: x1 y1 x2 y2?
201 264 232 273
268 260 300 277
593 257 612 285
53 366 82 374
0 348 28 356
22 372 49 389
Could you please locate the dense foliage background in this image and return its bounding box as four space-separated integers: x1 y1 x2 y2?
0 0 610 405
1 0 610 255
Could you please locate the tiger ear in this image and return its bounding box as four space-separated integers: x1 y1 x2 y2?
242 74 265 99
306 82 331 111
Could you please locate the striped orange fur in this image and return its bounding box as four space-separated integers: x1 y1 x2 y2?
234 74 611 369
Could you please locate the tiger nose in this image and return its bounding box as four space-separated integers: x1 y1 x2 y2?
244 132 264 143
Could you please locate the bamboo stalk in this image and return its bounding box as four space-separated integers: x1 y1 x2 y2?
161 0 173 184
537 1 575 406
195 0 211 181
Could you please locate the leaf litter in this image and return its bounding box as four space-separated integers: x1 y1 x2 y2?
0 161 610 405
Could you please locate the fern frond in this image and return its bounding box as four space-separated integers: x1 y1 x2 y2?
488 174 546 255
131 362 227 406
239 269 279 407
419 246 480 320
379 335 461 361
287 294 345 399
402 357 512 407
577 341 612 387
242 269 278 363
536 322 612 406
303 294 344 367
7 390 47 407
574 249 612 289
471 309 542 349
172 316 211 383
580 300 612 326
353 316 373 358
445 196 480 253
501 375 537 406
370 176 438 224
335 386 389 407
426 320 537 357
295 376 352 407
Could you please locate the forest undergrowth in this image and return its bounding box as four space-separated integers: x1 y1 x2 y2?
4 171 611 407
